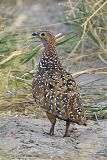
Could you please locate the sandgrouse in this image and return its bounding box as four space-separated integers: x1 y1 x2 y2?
32 31 87 137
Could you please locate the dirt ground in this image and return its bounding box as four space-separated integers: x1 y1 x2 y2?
0 0 107 160
0 114 107 160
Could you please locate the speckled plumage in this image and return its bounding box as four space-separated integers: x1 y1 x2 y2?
32 31 87 136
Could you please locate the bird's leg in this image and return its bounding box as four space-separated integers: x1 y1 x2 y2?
63 120 70 137
49 123 56 136
46 112 56 136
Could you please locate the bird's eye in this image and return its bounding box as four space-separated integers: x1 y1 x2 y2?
40 32 46 37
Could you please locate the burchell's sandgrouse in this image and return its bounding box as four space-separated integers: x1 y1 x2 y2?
32 31 87 137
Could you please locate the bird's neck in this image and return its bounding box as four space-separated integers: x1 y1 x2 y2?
38 43 62 71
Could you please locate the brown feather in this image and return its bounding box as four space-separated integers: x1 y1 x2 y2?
32 31 87 136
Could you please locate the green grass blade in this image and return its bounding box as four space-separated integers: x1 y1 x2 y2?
20 47 41 64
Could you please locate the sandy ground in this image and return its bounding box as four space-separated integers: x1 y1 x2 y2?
0 0 107 160
0 115 107 160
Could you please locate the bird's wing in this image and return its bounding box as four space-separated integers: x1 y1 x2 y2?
32 70 86 125
45 69 87 125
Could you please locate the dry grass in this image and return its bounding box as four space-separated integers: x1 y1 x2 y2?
0 0 107 119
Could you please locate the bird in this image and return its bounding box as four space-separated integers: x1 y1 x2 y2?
32 30 87 137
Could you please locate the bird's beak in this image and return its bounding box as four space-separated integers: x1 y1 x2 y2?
32 32 38 36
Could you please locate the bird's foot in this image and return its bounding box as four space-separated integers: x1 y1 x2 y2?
49 127 54 136
49 131 54 136
63 133 70 137
43 131 54 136
44 129 54 136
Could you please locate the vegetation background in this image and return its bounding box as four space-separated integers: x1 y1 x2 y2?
0 0 107 159
0 0 107 119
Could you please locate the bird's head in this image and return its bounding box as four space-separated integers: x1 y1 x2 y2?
32 31 56 46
